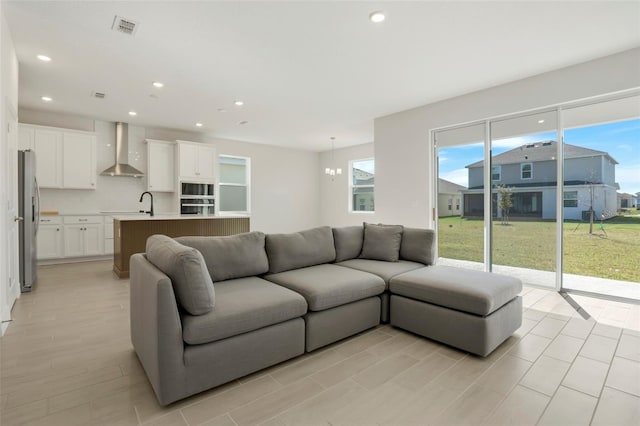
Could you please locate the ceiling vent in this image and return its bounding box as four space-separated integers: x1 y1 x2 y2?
91 91 106 99
112 15 139 36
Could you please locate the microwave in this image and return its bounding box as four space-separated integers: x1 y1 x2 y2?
181 182 214 197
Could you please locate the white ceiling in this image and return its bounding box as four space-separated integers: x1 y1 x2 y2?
4 1 640 151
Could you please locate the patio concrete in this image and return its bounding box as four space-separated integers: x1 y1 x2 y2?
438 257 640 301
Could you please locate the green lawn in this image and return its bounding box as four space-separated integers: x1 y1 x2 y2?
438 215 640 282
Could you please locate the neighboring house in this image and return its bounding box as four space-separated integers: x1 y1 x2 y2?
352 168 374 212
617 192 638 210
462 141 618 220
438 178 466 217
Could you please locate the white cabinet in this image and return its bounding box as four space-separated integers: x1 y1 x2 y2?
177 141 216 181
18 125 34 150
34 129 64 188
147 140 175 192
63 216 103 257
37 217 64 259
63 132 97 189
18 124 96 190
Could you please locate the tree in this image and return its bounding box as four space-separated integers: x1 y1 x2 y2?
496 184 513 225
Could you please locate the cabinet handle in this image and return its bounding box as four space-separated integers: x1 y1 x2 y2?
56 228 59 231
91 183 95 186
79 219 88 222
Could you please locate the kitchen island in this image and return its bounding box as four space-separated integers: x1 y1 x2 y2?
112 215 250 278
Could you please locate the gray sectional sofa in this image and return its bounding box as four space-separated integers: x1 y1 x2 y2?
130 223 522 405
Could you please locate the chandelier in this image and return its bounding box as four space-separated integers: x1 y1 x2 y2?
324 137 342 177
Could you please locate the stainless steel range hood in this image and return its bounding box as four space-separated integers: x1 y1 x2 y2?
100 122 144 177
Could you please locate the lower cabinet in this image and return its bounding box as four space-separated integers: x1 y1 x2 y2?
37 220 64 259
37 215 105 260
64 224 103 257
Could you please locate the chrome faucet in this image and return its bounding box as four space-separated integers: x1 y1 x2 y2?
139 191 154 217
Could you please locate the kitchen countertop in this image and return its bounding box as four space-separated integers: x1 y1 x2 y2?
112 214 249 221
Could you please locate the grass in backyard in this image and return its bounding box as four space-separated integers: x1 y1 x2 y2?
438 215 640 282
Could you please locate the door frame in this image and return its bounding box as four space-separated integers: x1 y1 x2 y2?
1 102 20 335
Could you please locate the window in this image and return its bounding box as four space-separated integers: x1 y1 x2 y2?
564 191 578 207
491 166 501 181
349 158 374 212
520 163 532 180
218 155 250 214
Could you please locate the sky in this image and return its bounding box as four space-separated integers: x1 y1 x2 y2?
439 119 640 195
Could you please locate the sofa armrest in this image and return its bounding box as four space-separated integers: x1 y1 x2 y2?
130 253 187 405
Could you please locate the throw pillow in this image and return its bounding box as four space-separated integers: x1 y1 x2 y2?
332 226 364 262
146 234 215 315
400 227 435 265
359 223 403 262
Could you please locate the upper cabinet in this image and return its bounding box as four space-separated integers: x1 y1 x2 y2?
34 129 63 188
18 124 97 189
146 139 175 192
176 140 216 182
63 132 96 189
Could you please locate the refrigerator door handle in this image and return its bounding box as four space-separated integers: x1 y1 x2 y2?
34 177 40 235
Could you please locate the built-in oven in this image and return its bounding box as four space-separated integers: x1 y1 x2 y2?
180 182 215 215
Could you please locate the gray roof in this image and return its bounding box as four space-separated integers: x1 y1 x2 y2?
439 178 466 193
466 141 618 168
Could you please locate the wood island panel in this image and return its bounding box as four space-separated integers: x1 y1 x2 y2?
113 217 250 278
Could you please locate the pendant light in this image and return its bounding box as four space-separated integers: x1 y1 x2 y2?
325 137 342 177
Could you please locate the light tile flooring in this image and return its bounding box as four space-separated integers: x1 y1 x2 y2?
1 260 639 426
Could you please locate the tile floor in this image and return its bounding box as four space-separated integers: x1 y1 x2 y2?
0 260 639 426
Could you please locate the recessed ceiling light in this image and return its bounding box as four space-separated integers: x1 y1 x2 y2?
538 119 545 124
41 96 52 102
239 120 248 125
128 111 137 116
234 100 244 107
152 81 164 88
369 11 385 23
195 122 203 127
37 54 51 62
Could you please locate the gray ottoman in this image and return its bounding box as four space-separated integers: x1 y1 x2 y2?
389 265 522 356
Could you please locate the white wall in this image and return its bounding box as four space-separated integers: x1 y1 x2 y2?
0 4 20 334
19 109 321 233
373 48 640 229
319 142 377 227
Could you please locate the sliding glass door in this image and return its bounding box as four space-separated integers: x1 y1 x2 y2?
561 95 640 300
433 91 639 300
435 123 485 271
490 111 558 288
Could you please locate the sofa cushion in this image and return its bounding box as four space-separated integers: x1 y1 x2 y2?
264 264 385 311
181 277 307 345
266 226 336 274
176 232 269 282
359 223 403 262
337 259 424 288
400 228 435 265
333 226 364 262
146 234 215 316
389 265 523 316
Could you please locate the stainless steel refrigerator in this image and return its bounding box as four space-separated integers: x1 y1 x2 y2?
18 150 39 292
